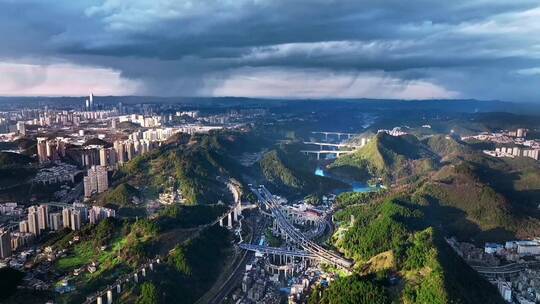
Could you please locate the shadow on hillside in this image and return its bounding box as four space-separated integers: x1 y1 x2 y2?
410 194 516 244
475 163 540 216
433 231 506 304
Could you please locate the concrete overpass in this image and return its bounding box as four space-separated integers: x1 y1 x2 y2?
251 185 353 270
311 131 359 141
239 244 316 259
300 150 354 160
303 142 362 149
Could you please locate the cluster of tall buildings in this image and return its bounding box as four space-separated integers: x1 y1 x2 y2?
77 110 117 120
36 137 67 163
20 205 55 236
31 111 82 127
83 165 109 198
89 206 116 224
113 139 158 164
81 128 175 170
0 203 116 259
118 114 162 128
494 147 540 160
508 128 528 138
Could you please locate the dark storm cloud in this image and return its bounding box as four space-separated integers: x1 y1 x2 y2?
1 0 540 100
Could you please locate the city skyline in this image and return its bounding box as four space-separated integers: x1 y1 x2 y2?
2 2 540 304
0 1 539 102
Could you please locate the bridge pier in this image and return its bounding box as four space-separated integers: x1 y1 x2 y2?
142 267 146 277
116 284 121 293
134 273 139 283
149 262 154 271
107 290 113 304
233 208 238 222
96 296 103 304
227 212 233 228
236 203 242 218
219 217 223 227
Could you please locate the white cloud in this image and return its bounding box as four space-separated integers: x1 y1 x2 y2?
211 67 459 99
0 62 141 96
515 67 540 76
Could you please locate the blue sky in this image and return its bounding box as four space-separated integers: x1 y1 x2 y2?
0 0 539 101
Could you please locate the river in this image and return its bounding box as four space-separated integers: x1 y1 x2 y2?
314 167 382 194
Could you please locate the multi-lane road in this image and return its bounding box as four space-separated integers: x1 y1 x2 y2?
253 185 353 269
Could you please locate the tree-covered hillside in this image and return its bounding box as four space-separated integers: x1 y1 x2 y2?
328 131 540 243
259 143 349 197
320 194 505 304
329 132 437 182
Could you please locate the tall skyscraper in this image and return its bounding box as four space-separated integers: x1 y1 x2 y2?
0 229 12 258
19 220 28 233
27 206 39 236
126 141 135 160
70 210 81 231
84 165 109 197
114 141 125 164
62 208 71 229
36 137 66 163
36 137 48 163
16 121 26 136
37 205 49 231
49 213 62 231
99 147 108 167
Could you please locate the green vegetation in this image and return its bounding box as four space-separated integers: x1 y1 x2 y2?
119 219 159 266
156 204 227 230
310 275 390 304
329 132 436 182
412 157 540 242
100 183 140 206
328 131 540 243
107 130 257 205
324 193 504 304
169 245 192 275
334 199 422 261
151 226 231 303
136 282 159 304
423 135 470 158
335 191 386 208
265 228 283 247
55 219 127 272
259 143 349 197
0 151 36 189
260 149 303 188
